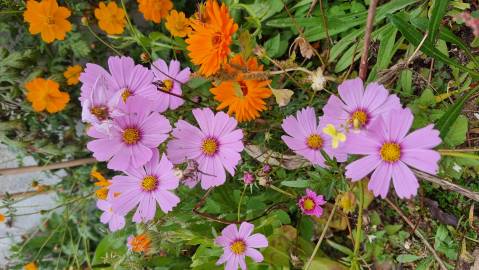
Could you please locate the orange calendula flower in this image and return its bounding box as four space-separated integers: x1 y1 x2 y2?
23 0 72 43
186 0 238 76
91 169 111 200
63 65 83 85
26 78 70 113
24 262 38 270
94 1 126 35
137 0 173 23
127 234 151 253
0 213 5 223
210 55 272 122
165 10 191 37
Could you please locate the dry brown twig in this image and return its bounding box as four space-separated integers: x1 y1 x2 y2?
358 0 379 81
0 157 96 176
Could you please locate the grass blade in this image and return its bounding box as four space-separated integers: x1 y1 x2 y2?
428 0 449 43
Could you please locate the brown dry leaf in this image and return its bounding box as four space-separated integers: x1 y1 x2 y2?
469 204 475 229
244 144 310 170
297 36 314 59
271 88 294 107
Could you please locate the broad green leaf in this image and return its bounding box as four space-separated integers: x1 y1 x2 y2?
428 0 449 43
389 13 479 78
397 254 424 263
399 70 413 95
264 33 281 58
436 86 479 139
281 180 309 188
92 231 129 266
444 115 468 146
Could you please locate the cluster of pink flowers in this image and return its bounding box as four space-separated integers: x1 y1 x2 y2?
81 56 442 269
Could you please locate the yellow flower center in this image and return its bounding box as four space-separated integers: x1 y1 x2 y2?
351 110 368 129
162 79 174 92
380 142 401 163
90 105 109 121
141 176 158 192
302 198 316 211
201 138 218 156
230 240 246 255
122 127 141 145
306 134 323 150
121 89 132 102
95 188 109 200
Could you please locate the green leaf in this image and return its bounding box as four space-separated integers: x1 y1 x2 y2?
399 70 413 95
92 230 129 266
436 87 479 139
444 115 468 146
281 180 310 188
428 0 449 43
388 13 479 78
264 33 281 58
397 254 424 263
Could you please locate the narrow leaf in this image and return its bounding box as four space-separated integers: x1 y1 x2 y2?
428 0 449 42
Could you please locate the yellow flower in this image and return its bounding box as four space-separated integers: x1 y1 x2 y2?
94 1 126 35
24 262 38 270
137 0 173 23
338 192 356 214
0 214 5 223
165 10 191 37
322 124 346 149
25 78 70 113
23 0 72 43
63 65 82 85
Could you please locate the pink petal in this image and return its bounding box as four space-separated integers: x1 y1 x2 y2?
372 94 401 116
108 56 135 90
238 222 254 238
109 214 125 232
345 155 381 181
322 95 348 127
218 148 241 175
138 195 157 222
345 132 381 155
401 124 441 149
216 248 233 265
110 175 140 193
401 149 440 174
282 115 308 138
245 248 264 262
282 136 308 151
129 144 152 169
222 223 239 239
193 108 215 136
246 234 268 248
238 255 247 270
100 211 112 224
369 163 393 198
338 78 364 110
154 190 180 213
169 59 181 76
386 108 413 142
199 157 226 189
225 255 240 270
296 107 317 135
361 82 388 112
112 189 143 216
392 161 419 199
215 236 231 247
107 149 131 171
87 138 122 161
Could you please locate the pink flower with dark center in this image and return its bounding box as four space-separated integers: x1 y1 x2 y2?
110 150 180 223
81 75 118 125
215 222 268 270
96 193 125 232
281 107 347 167
345 108 442 199
298 189 326 217
80 56 159 105
151 59 191 112
86 96 171 171
322 78 401 132
167 108 244 189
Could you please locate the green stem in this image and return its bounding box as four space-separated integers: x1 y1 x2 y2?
0 10 23 15
237 185 247 221
269 184 296 198
304 202 338 270
85 25 122 56
351 181 365 270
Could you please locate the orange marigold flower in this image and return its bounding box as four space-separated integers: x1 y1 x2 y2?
94 1 126 35
0 213 5 223
210 55 272 122
26 78 70 113
63 65 82 85
23 0 72 43
186 0 238 76
137 0 173 23
24 262 38 270
91 169 111 200
127 234 151 253
165 10 191 37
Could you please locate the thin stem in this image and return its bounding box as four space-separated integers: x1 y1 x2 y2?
351 180 365 270
237 185 247 221
85 25 122 56
304 202 338 270
318 0 332 62
358 0 379 81
269 184 296 198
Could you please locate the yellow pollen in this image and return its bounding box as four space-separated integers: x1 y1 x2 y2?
380 142 401 163
95 188 109 200
302 198 316 211
351 110 368 129
121 89 132 102
230 240 246 255
201 138 218 156
162 79 174 92
141 176 158 192
122 128 141 145
90 105 109 121
306 134 323 150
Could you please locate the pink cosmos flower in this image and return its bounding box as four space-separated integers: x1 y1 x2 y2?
81 75 118 125
110 150 180 223
96 194 125 232
87 96 171 171
345 108 442 199
298 189 326 217
215 222 268 270
322 78 401 132
80 56 159 105
151 59 191 112
281 107 347 167
167 108 244 189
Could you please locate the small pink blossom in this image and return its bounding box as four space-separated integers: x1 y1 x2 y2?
243 172 255 185
96 194 125 232
298 189 326 217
